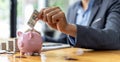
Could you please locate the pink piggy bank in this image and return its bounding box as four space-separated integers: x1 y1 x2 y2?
17 29 43 56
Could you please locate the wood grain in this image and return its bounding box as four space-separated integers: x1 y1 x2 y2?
1 48 120 62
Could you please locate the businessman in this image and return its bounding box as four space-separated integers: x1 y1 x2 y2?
37 0 120 50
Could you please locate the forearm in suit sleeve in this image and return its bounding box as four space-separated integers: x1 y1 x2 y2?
75 1 120 50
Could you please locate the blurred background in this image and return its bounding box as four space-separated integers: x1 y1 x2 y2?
0 0 78 45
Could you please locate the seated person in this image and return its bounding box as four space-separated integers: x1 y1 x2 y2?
37 0 120 50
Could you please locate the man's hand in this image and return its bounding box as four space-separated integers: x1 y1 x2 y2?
37 7 76 37
37 7 68 32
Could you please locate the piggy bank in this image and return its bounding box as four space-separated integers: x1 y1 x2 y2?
17 29 43 56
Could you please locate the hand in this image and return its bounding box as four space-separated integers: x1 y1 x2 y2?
37 7 68 32
37 7 77 37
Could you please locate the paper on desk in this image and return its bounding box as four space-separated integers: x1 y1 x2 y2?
42 42 70 51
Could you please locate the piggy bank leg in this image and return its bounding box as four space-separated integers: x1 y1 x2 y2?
35 50 41 56
20 52 25 55
35 51 41 56
37 50 42 55
25 52 33 56
31 51 40 56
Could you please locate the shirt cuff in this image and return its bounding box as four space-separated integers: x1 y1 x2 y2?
68 35 76 46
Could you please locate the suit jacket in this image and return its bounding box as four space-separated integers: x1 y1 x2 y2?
67 0 120 50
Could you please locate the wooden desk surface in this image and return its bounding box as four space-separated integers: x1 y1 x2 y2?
1 48 120 62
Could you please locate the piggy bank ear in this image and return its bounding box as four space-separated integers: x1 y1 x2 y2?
17 31 23 37
28 32 32 40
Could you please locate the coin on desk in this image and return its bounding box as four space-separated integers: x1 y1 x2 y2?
64 56 78 61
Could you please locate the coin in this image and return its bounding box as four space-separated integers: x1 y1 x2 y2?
64 56 78 61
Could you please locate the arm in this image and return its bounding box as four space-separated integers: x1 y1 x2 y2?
37 0 120 50
74 0 120 50
37 7 77 37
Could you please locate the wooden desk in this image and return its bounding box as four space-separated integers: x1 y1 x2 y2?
1 48 120 62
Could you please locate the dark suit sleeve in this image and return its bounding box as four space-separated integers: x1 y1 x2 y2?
74 1 120 50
